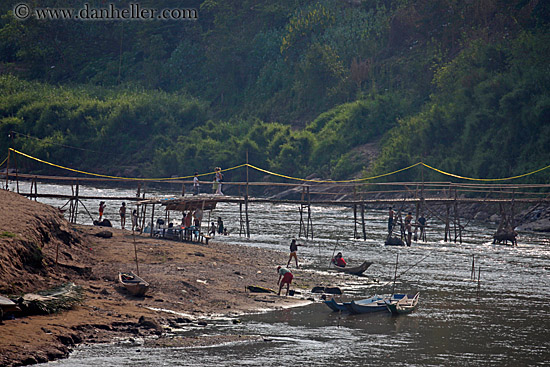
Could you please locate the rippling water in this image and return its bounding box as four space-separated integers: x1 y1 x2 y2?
20 181 549 366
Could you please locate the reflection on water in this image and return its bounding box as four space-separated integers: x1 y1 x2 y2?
19 181 549 366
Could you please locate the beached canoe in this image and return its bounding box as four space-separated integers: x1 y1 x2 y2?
325 295 384 313
347 294 402 314
119 271 149 296
385 292 420 315
324 298 351 312
331 261 373 276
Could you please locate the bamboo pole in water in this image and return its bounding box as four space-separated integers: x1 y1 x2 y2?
391 253 399 295
133 230 140 276
471 255 476 281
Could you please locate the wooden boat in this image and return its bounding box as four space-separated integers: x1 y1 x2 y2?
331 261 373 276
347 294 406 314
385 292 420 315
324 298 351 312
119 271 149 296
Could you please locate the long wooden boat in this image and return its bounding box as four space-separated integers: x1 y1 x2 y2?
324 295 385 313
331 261 373 276
385 292 420 315
119 271 149 296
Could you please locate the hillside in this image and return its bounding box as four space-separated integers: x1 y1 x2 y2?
0 0 549 182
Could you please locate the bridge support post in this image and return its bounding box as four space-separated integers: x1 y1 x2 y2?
360 201 366 241
298 186 313 239
353 204 358 239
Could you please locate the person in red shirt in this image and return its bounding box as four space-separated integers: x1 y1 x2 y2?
331 252 346 267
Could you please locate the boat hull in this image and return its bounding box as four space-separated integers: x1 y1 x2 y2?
119 272 149 296
331 261 373 276
324 298 350 312
386 293 420 315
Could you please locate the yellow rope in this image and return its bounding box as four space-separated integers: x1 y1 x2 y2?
421 162 550 181
246 163 422 183
8 148 550 183
0 155 7 168
9 148 244 181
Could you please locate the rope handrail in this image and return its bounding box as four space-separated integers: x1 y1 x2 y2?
6 148 550 184
8 148 243 181
421 162 550 182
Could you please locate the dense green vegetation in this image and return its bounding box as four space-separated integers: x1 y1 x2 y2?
0 0 549 183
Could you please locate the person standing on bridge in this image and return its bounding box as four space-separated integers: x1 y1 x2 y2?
215 167 224 195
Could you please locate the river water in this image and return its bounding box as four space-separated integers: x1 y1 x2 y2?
18 181 549 367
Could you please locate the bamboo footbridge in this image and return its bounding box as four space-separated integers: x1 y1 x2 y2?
2 148 550 243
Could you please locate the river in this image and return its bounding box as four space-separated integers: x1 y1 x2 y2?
18 181 548 366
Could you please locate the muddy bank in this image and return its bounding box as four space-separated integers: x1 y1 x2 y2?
0 190 333 367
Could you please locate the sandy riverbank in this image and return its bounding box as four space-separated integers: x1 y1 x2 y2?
0 190 334 367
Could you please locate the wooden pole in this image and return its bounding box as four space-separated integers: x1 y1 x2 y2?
74 180 79 224
477 266 481 288
78 199 95 223
13 149 19 194
414 201 420 241
239 201 243 237
329 240 338 267
445 186 451 242
471 254 475 281
69 183 75 223
133 230 140 276
4 149 9 190
200 199 205 235
245 150 250 238
299 186 305 238
391 253 399 295
140 190 146 233
307 186 313 239
453 189 458 243
353 204 358 239
457 193 462 244
360 201 366 241
150 204 155 237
